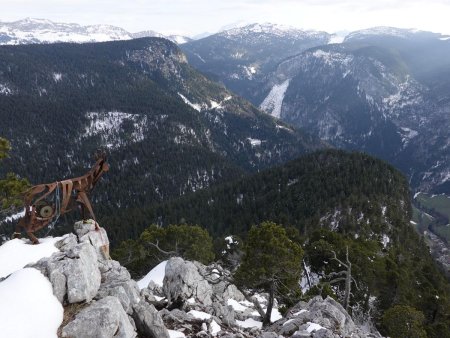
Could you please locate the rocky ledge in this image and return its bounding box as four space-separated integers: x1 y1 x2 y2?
19 221 382 338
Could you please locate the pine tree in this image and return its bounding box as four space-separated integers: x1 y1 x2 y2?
234 221 303 326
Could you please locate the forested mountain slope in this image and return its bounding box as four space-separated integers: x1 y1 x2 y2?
108 150 410 240
0 37 323 236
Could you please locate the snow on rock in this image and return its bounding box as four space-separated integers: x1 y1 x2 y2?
306 322 326 333
138 260 167 290
0 268 63 338
260 79 290 118
227 298 248 312
236 318 263 329
169 330 186 338
0 236 63 278
209 320 221 336
188 310 212 320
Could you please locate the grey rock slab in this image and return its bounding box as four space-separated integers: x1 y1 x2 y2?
62 296 136 338
132 301 170 338
163 257 213 306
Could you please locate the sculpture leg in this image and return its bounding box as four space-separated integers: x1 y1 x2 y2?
13 217 24 239
26 231 40 244
77 192 99 230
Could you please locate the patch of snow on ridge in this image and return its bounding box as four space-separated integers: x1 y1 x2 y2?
85 111 147 148
52 72 62 82
260 79 290 118
247 138 262 146
0 83 13 95
312 49 353 67
0 236 64 278
178 93 203 112
0 268 63 338
137 260 167 290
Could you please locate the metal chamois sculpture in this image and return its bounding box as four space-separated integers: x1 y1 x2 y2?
14 152 109 244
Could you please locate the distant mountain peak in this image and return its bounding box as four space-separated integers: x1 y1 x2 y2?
344 26 424 41
0 18 191 45
218 22 327 39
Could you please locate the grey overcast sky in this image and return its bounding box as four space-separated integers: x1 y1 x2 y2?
2 0 450 36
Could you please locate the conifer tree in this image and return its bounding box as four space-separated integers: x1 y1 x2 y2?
235 221 303 326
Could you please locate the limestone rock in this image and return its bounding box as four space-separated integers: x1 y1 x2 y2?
74 219 110 260
132 301 170 338
29 235 101 303
163 257 213 306
62 296 136 338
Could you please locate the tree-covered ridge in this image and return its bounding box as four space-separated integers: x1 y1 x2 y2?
112 150 450 337
110 149 410 241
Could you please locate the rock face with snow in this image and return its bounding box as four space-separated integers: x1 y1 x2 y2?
268 296 378 338
0 224 383 338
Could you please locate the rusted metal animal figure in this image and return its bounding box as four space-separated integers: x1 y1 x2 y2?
13 151 109 244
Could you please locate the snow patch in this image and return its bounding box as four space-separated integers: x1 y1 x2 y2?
0 83 13 95
236 318 263 329
247 138 262 146
260 79 290 118
227 299 248 312
178 93 203 112
210 319 221 336
52 72 62 82
0 236 64 279
137 260 167 290
168 330 186 338
0 268 63 338
188 310 211 320
306 322 325 333
85 111 147 149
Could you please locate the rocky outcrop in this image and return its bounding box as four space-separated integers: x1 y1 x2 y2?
25 223 381 338
30 234 101 303
28 220 169 338
163 257 214 306
267 296 381 338
61 296 136 338
132 301 170 338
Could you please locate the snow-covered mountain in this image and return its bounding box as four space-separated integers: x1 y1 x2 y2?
0 18 191 45
181 23 332 103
